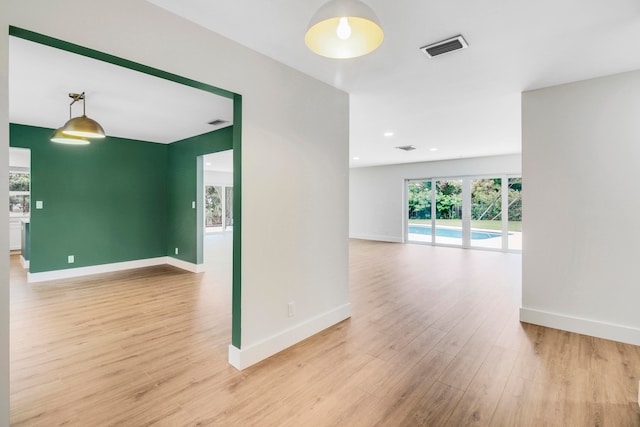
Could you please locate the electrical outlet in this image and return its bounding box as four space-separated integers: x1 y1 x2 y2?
288 301 295 317
175 247 179 255
36 200 43 209
68 255 74 264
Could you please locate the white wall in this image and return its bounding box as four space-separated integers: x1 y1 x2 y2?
521 70 640 345
350 154 521 242
204 170 233 187
0 0 9 422
9 147 30 169
6 0 350 371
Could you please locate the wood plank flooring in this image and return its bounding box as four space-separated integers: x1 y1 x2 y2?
9 238 640 426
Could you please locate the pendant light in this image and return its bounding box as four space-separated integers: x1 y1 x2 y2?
61 92 106 139
305 0 384 59
50 93 92 145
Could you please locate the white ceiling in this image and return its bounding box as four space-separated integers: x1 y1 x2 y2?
9 36 233 144
147 0 640 167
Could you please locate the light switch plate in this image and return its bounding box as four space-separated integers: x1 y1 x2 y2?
192 201 196 209
36 200 43 209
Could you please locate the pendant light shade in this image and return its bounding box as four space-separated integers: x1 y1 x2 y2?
62 115 106 139
305 0 383 59
50 92 106 145
50 127 90 145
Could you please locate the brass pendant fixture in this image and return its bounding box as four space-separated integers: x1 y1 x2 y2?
50 92 106 145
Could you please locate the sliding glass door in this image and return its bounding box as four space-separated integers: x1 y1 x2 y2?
470 178 503 249
434 179 463 246
406 176 522 252
507 178 522 251
407 180 433 243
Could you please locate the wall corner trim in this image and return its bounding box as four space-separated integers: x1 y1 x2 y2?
227 303 352 371
166 257 205 273
519 307 640 346
228 344 242 369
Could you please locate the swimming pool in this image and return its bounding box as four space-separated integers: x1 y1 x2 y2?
408 225 502 240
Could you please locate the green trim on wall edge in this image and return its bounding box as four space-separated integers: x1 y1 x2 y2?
232 94 242 348
9 26 243 349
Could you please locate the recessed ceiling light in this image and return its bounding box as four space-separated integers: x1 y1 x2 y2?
205 162 212 166
352 156 360 161
429 148 438 152
384 131 394 137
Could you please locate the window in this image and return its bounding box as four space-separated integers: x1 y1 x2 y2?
9 171 30 215
225 186 233 228
205 185 233 232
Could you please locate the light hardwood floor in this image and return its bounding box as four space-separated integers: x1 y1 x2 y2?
9 238 640 426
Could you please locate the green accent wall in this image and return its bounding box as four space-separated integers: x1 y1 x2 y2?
167 127 233 264
10 123 168 273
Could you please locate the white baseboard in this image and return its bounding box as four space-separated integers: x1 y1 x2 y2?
349 233 402 243
166 256 205 273
520 307 640 346
228 303 352 371
26 256 203 283
28 257 168 283
20 255 29 269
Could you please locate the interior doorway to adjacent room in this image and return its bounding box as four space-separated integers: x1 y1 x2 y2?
203 150 234 234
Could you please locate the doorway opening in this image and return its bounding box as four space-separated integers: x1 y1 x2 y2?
198 149 234 281
203 150 233 234
9 148 30 268
8 26 243 350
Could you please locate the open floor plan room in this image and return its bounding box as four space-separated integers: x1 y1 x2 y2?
10 239 640 426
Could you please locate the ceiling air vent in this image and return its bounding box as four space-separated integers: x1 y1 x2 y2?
420 35 468 58
395 145 416 151
208 119 228 126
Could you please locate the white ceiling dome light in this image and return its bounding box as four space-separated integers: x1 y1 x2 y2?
305 0 383 59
